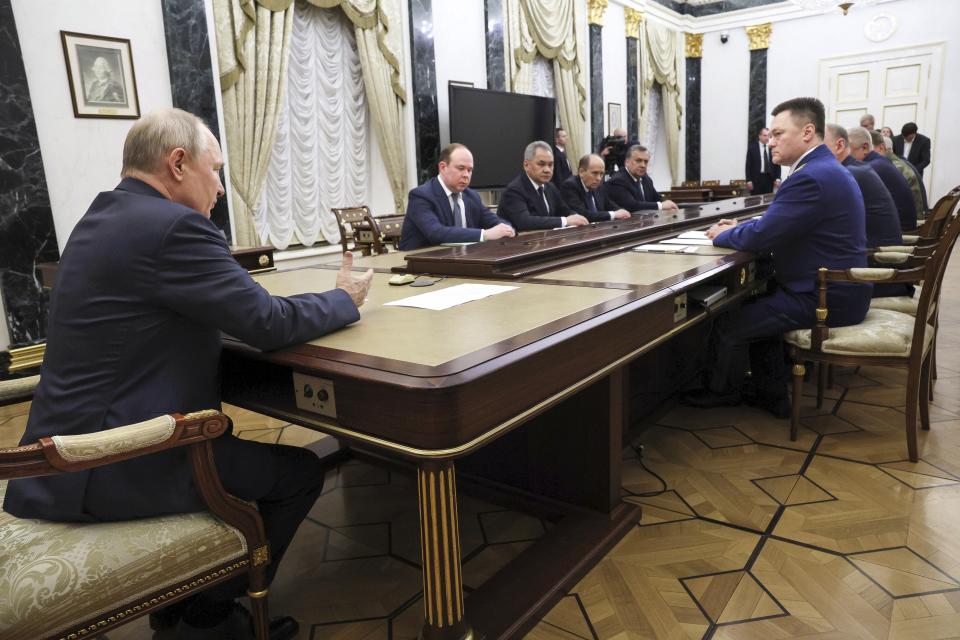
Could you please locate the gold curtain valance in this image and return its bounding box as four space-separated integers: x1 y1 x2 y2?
217 0 405 103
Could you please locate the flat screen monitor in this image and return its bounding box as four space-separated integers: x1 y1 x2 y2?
448 85 556 189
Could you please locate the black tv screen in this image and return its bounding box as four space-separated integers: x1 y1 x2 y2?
448 85 556 189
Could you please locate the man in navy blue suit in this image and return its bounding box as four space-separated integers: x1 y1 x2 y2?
3 108 373 639
399 143 514 250
604 145 678 213
849 126 917 231
559 154 631 222
744 127 782 195
498 141 589 231
684 97 870 417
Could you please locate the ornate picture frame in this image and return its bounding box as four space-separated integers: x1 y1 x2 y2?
60 31 140 119
607 102 622 132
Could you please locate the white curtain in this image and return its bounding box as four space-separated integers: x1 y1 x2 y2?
506 0 588 164
639 19 683 185
256 3 367 249
643 84 662 162
529 54 555 99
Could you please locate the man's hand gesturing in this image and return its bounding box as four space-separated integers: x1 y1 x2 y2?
336 251 374 308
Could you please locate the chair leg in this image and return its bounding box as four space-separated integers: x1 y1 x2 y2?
816 363 826 409
827 363 835 390
920 354 933 432
791 363 805 441
248 588 270 640
905 365 922 463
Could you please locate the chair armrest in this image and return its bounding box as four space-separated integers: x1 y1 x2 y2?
2 410 229 480
901 235 919 245
0 374 40 406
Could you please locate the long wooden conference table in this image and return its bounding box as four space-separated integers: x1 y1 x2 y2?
219 195 774 639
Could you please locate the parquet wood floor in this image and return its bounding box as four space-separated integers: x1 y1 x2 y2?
6 261 958 639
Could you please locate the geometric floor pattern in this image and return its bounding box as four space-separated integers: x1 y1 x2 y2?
5 263 959 639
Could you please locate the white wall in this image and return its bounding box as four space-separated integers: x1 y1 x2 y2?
767 0 959 201
432 0 488 149
601 2 628 142
699 27 751 183
12 0 173 253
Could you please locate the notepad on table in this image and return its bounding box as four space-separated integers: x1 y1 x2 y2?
384 283 517 311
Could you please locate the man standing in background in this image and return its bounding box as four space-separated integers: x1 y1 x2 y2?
745 127 781 195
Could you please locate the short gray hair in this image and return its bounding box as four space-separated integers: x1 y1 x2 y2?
882 135 894 149
122 108 210 175
825 123 848 145
524 140 552 161
848 126 872 149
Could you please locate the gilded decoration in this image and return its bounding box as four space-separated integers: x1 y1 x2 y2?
624 7 644 38
685 33 703 58
746 23 772 50
587 0 608 26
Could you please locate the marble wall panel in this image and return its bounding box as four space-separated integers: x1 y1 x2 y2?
626 37 639 142
685 57 701 182
0 0 59 348
748 48 767 141
161 0 231 239
485 0 505 91
409 0 440 185
590 24 603 149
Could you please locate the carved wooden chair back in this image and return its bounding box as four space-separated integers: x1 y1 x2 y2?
331 206 372 254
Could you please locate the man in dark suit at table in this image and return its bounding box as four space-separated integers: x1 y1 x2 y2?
684 97 870 417
560 154 631 222
551 127 573 186
3 108 373 640
849 126 917 231
604 145 678 213
892 122 931 177
497 140 589 231
744 127 782 195
399 143 515 250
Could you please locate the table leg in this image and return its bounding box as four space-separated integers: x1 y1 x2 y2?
418 460 474 640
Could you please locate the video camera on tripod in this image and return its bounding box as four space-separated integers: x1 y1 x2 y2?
599 135 627 174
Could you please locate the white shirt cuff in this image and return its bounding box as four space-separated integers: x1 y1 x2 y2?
479 229 485 242
608 212 615 220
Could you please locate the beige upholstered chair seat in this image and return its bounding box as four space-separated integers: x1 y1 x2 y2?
870 284 925 316
784 309 932 357
0 480 247 639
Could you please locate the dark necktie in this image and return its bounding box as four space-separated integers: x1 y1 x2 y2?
764 145 773 177
450 192 464 227
636 178 645 201
587 190 598 213
538 185 550 214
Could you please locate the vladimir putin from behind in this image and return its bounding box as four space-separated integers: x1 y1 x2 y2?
399 143 514 250
497 141 589 231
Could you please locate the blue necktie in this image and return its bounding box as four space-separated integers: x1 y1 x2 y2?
587 190 598 213
450 192 464 227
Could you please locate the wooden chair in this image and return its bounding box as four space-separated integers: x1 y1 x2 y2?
729 179 747 187
0 410 271 639
681 180 700 188
701 180 720 187
364 214 405 255
331 206 372 255
902 187 960 246
784 211 960 461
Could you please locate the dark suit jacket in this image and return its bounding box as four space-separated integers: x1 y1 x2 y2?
745 142 782 194
604 169 661 212
892 133 930 176
841 156 902 247
559 175 618 222
4 178 360 522
497 173 570 231
714 144 870 327
399 178 507 250
551 146 572 185
864 151 917 231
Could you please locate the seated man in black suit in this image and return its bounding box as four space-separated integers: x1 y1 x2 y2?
744 127 781 195
849 126 917 231
551 127 573 186
399 143 515 250
892 122 931 177
604 145 678 213
497 140 589 231
559 153 631 222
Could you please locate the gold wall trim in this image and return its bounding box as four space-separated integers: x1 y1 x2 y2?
624 8 644 37
587 0 608 26
685 33 703 58
746 23 772 50
8 343 45 372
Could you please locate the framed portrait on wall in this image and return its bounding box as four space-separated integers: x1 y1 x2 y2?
607 103 622 132
60 31 140 119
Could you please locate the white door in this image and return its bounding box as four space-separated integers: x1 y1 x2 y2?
819 43 943 194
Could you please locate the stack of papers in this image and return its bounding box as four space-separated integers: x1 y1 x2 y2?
662 230 714 246
384 283 517 311
633 244 700 254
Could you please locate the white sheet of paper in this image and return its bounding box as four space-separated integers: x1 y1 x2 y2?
633 243 689 253
662 237 715 246
384 283 518 311
677 230 709 240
